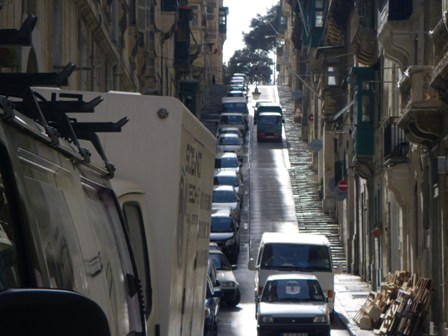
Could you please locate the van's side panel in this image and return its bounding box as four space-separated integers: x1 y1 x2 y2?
0 111 144 335
33 89 216 336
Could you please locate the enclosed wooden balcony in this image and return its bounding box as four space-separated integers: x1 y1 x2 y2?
398 66 444 146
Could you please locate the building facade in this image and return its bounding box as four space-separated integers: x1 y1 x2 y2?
282 0 448 333
0 0 227 118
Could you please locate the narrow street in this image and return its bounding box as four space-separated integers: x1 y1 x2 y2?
215 85 351 335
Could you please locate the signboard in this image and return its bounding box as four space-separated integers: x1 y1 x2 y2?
308 139 323 152
337 180 348 192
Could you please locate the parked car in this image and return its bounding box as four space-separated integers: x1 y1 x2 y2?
218 113 248 137
210 206 240 263
208 249 241 307
226 90 246 98
216 133 243 159
204 273 223 336
216 126 245 143
227 84 246 93
256 274 331 336
214 152 242 179
214 170 243 198
212 185 241 221
221 97 249 115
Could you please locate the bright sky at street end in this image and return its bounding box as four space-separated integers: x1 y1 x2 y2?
222 0 279 64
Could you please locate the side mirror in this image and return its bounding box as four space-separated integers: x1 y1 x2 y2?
232 264 238 270
0 289 111 336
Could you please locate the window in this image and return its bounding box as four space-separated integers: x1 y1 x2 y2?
0 153 21 290
123 202 152 317
327 66 338 86
315 0 324 27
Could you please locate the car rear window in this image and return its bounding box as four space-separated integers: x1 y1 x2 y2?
211 217 234 232
215 157 238 168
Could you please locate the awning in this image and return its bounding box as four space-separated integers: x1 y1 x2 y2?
332 99 354 121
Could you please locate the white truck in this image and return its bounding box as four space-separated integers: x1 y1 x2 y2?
35 88 217 336
0 73 146 335
0 18 146 336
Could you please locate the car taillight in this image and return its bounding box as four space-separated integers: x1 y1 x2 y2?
327 289 334 299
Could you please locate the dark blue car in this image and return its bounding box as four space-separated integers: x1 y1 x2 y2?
204 273 223 336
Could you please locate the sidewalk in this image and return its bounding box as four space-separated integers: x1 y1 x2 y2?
335 273 376 336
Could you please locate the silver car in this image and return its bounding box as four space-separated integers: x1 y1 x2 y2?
214 152 242 179
218 113 248 137
213 170 243 198
212 185 241 221
256 274 331 336
216 133 243 159
208 249 241 307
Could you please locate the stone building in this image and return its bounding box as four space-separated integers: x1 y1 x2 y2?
283 0 448 333
0 0 227 119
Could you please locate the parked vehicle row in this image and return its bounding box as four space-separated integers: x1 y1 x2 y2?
212 82 336 336
202 73 249 334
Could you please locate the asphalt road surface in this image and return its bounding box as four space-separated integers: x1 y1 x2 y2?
216 85 350 336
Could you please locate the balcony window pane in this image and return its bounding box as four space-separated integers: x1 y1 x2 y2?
315 11 323 27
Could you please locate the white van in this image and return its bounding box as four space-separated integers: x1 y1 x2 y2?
248 232 337 319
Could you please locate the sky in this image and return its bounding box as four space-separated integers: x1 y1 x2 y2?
222 0 279 64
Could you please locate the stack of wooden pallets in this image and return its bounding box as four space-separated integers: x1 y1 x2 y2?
353 271 432 335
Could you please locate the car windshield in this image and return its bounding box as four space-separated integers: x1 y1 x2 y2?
209 253 232 271
222 103 247 113
258 105 282 113
260 243 332 271
213 190 237 203
211 217 234 232
215 157 238 169
218 136 240 145
261 279 325 303
220 115 244 124
259 115 282 125
214 176 238 187
220 130 240 136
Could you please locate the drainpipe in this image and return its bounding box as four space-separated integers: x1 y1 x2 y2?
113 0 119 46
367 177 377 289
428 152 445 335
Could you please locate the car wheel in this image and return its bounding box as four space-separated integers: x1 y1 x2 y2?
227 288 241 307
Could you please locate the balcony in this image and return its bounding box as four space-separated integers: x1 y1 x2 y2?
349 66 375 178
398 66 444 146
350 2 377 66
377 0 413 66
174 7 192 73
430 18 448 105
321 88 346 118
384 117 409 166
377 0 412 33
